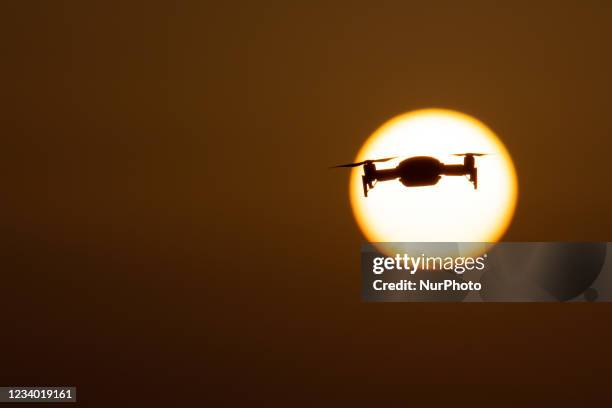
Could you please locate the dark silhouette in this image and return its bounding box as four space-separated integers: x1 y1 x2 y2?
332 153 487 197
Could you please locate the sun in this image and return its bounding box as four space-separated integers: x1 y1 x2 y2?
350 109 518 247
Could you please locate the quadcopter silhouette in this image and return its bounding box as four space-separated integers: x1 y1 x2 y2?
332 153 488 197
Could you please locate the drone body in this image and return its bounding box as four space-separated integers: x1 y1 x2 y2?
333 153 486 197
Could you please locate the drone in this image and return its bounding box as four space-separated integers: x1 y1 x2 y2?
332 153 488 197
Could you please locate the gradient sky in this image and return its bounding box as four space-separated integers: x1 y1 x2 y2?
2 1 612 406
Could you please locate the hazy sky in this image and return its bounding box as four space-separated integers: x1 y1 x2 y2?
2 1 612 405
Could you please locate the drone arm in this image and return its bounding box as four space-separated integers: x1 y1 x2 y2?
440 164 466 175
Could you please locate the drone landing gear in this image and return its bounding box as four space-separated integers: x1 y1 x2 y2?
470 168 478 189
362 175 368 197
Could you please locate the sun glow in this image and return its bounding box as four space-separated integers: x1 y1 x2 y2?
350 109 518 246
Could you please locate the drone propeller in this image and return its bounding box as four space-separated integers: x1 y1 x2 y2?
452 153 490 157
330 157 396 168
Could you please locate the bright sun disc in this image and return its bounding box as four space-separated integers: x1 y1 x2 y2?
350 109 518 247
